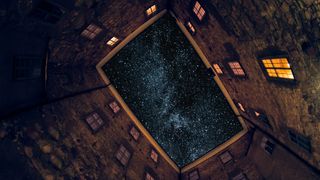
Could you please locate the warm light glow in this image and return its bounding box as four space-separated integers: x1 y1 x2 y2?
146 5 157 16
81 24 102 40
213 64 223 74
228 61 245 76
187 21 196 33
262 58 294 79
238 103 245 112
193 1 206 21
107 37 119 46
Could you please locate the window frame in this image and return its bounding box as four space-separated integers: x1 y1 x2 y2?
218 151 233 165
145 5 158 17
185 20 196 35
83 110 106 133
115 144 132 167
144 167 157 180
150 148 159 164
190 0 207 23
258 55 296 83
224 59 247 78
129 125 141 141
106 36 120 47
108 100 121 115
188 169 200 180
261 137 275 155
212 63 224 75
80 23 103 40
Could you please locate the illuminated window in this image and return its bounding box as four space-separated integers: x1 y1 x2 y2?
213 64 223 74
261 58 294 80
193 1 206 21
107 37 119 47
108 101 121 114
146 5 157 16
81 24 102 40
288 130 311 152
115 145 131 166
145 172 155 180
188 169 200 180
150 149 158 163
219 151 233 164
85 112 104 132
129 126 140 141
228 61 245 76
186 21 196 34
261 137 275 155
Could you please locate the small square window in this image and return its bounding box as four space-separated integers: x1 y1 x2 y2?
261 137 275 155
146 5 157 16
145 172 155 180
85 112 104 132
188 169 200 180
228 61 246 76
261 58 294 80
108 101 121 114
186 21 196 34
193 1 206 21
107 37 119 46
213 64 223 74
129 126 140 141
150 149 158 163
219 151 233 164
116 144 131 167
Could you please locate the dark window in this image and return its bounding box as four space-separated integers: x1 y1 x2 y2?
144 168 157 180
81 24 102 40
288 130 311 152
261 137 275 155
219 151 233 164
188 169 200 180
29 1 64 24
85 112 105 132
13 56 42 80
115 144 132 167
229 170 247 180
253 111 271 128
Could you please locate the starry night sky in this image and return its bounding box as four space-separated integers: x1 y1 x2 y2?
103 14 242 167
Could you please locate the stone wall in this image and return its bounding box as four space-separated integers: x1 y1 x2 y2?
171 0 320 171
0 88 178 179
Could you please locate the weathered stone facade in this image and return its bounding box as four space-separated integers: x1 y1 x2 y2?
171 0 320 171
0 0 320 179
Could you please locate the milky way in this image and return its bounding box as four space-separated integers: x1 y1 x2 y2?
103 14 242 167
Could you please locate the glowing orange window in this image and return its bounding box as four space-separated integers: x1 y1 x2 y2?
193 1 206 21
146 5 157 16
228 61 245 76
187 21 196 34
213 64 223 74
262 58 294 80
